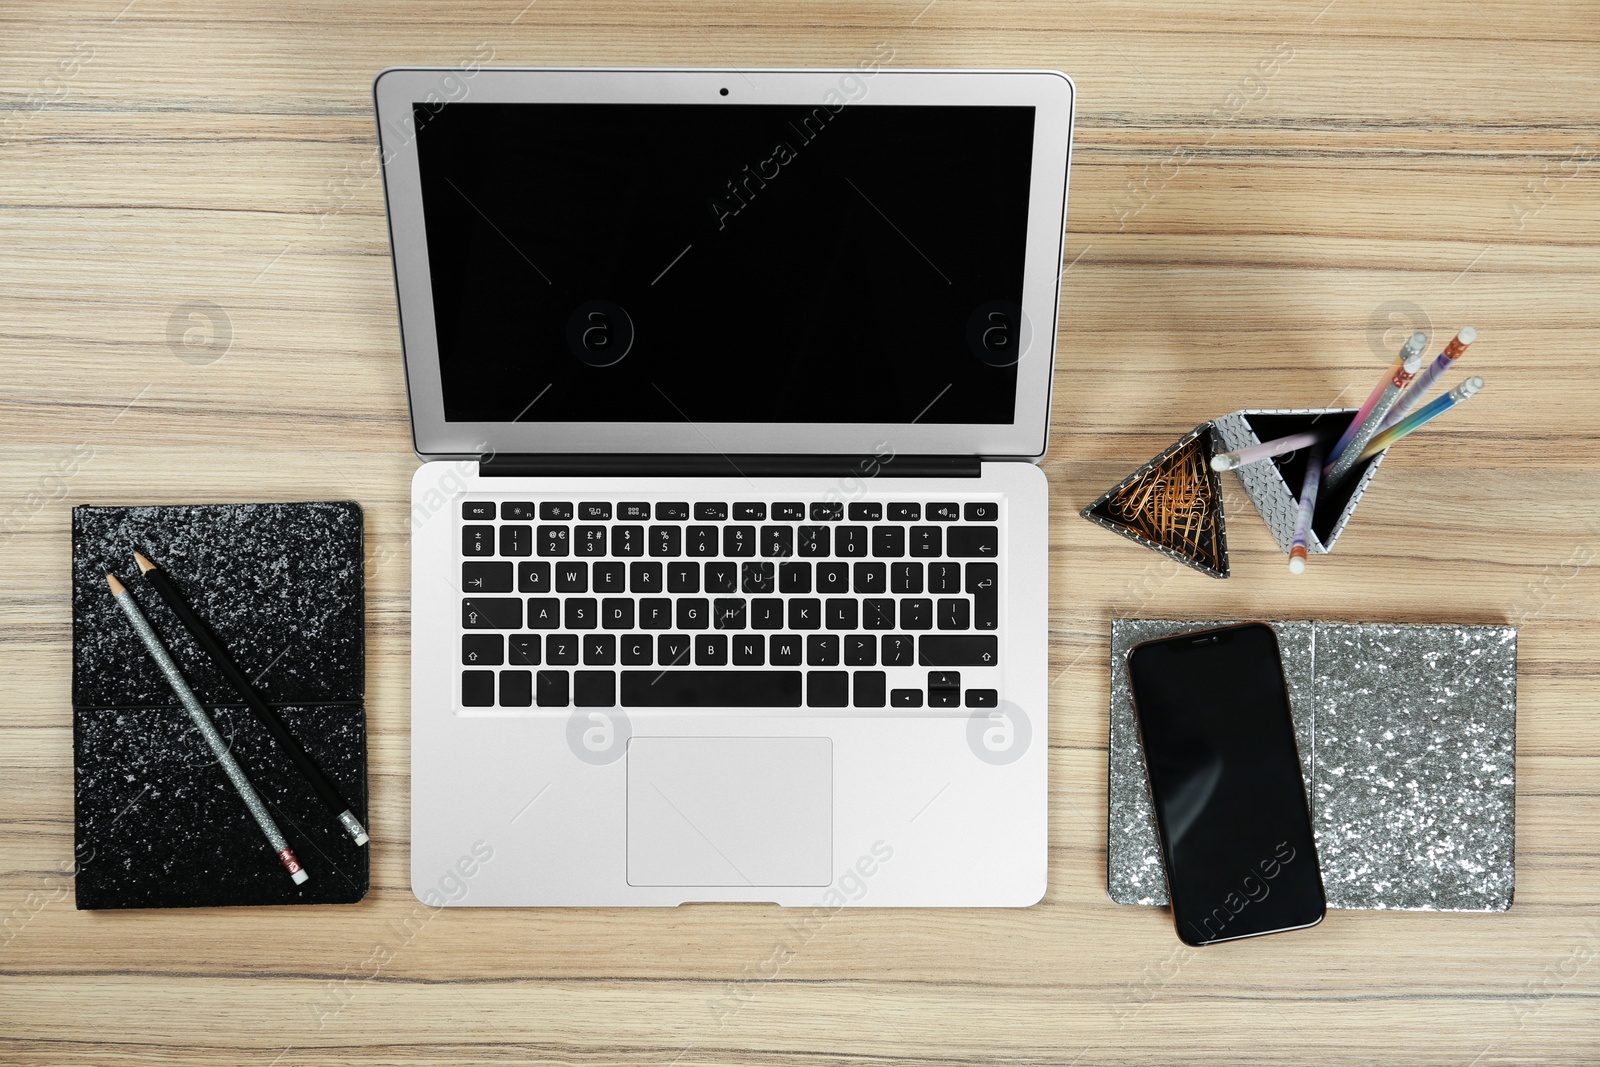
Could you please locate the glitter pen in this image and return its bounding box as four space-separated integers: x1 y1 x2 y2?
105 574 309 885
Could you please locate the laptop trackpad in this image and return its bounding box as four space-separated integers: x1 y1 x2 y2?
627 737 832 887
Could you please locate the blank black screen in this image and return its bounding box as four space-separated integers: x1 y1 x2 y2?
412 101 1035 424
1128 625 1325 945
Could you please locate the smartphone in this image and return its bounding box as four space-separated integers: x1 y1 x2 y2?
1127 623 1325 946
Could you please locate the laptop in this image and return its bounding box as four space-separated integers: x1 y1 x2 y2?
376 67 1075 906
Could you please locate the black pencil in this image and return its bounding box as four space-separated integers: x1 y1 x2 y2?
133 550 369 846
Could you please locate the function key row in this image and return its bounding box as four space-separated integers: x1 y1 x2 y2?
463 501 998 523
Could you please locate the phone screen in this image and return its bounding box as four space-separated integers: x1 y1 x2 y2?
1127 623 1325 945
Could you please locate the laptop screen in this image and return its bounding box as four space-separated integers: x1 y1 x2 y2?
413 102 1036 426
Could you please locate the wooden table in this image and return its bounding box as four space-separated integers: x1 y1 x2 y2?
3 2 1597 1063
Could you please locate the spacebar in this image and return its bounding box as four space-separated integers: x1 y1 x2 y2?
621 671 803 707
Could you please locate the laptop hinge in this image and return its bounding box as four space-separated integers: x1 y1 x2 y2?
478 453 983 478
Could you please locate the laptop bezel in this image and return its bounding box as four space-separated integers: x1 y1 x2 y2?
374 66 1075 462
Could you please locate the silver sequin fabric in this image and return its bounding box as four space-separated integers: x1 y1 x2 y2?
1107 620 1516 912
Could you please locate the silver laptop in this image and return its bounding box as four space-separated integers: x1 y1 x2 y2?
376 67 1075 906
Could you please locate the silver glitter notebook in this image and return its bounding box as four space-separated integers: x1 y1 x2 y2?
1108 620 1517 912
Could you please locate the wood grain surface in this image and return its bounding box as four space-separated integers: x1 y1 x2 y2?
3 2 1598 1064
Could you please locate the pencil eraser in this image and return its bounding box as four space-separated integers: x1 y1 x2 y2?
292 869 310 885
354 832 370 846
1288 557 1306 574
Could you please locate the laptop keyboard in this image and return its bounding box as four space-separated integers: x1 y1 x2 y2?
456 497 1001 710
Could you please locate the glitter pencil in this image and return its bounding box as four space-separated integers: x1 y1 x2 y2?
1326 331 1429 468
134 551 368 846
1377 327 1476 432
105 573 309 885
1324 342 1426 490
1357 376 1484 462
1287 445 1323 575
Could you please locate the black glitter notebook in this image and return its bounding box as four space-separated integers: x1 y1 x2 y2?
72 502 369 909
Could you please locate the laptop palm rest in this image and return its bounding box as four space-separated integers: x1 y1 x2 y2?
626 736 833 888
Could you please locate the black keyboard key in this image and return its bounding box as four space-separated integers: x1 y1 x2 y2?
891 688 923 708
927 502 960 521
773 502 806 520
798 526 830 557
964 502 999 522
640 598 672 630
650 525 682 556
546 634 579 665
502 502 535 520
536 670 569 707
966 689 999 708
723 525 756 557
575 525 607 557
807 634 840 666
622 669 802 707
613 525 644 557
463 561 513 593
836 526 868 557
518 561 551 593
565 598 596 630
816 562 849 594
891 562 923 594
761 525 793 557
947 526 999 558
930 686 961 708
872 526 905 557
540 501 574 521
807 671 848 707
848 502 882 521
463 597 521 629
909 526 942 557
853 562 886 594
929 562 961 593
658 634 692 666
968 563 998 630
714 598 747 629
862 598 896 630
676 598 709 630
900 598 933 630
742 561 774 594
733 634 764 665
537 525 569 557
695 634 728 666
602 598 634 630
779 561 811 593
882 634 915 666
667 562 700 593
825 598 858 630
929 671 961 690
499 525 533 557
462 634 503 666
888 502 920 521
500 670 533 707
621 634 652 665
593 561 626 592
845 634 876 666
630 562 663 593
810 501 843 521
750 599 784 629
584 634 616 665
462 525 495 557
509 634 540 666
462 501 495 521
578 501 611 520
657 502 691 521
789 598 821 630
526 598 560 628
575 670 616 707
938 598 971 630
618 502 651 521
692 502 727 521
733 502 766 521
687 525 718 557
854 671 887 708
920 635 998 666
704 561 737 593
556 562 588 593
769 634 802 665
462 670 495 706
